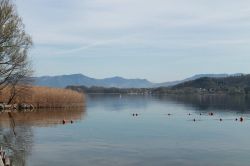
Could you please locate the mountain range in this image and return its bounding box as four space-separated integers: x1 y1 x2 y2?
32 73 243 88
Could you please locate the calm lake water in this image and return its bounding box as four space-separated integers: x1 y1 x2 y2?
1 94 250 166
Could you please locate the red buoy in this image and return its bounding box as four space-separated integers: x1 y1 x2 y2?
240 117 243 122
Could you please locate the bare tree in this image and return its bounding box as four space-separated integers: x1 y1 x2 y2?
0 0 32 100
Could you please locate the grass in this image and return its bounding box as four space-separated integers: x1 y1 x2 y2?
0 86 85 109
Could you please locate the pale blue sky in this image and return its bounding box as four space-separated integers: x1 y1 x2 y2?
15 0 250 82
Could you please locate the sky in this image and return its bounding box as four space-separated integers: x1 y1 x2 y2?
15 0 250 83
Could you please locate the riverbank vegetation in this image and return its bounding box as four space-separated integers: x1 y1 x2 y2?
0 86 85 109
0 0 84 110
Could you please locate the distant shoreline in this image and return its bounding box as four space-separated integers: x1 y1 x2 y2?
67 74 250 96
67 86 250 96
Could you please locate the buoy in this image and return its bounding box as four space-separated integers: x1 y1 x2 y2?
193 118 196 122
209 112 214 116
240 117 243 122
188 113 191 116
135 113 138 116
167 113 171 116
62 120 66 124
235 118 238 121
219 118 222 121
71 120 73 124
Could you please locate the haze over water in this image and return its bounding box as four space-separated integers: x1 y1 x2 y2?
1 94 250 166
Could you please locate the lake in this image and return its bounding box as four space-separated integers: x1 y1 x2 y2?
1 94 250 166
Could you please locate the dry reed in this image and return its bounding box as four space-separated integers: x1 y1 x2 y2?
0 86 85 109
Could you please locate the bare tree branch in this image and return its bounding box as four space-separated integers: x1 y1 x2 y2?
0 0 33 101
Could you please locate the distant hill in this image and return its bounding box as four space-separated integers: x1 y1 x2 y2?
174 74 247 89
169 74 250 94
33 74 154 88
33 73 243 88
157 73 243 87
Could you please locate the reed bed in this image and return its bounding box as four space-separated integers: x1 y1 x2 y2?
0 86 85 109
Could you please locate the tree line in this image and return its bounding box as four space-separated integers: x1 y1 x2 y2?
67 75 250 95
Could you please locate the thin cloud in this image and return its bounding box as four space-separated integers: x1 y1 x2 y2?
15 0 250 81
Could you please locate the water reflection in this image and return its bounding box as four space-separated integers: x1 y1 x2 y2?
87 94 150 111
0 108 86 127
1 95 250 166
0 126 33 166
155 95 250 114
0 107 85 166
87 94 250 115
